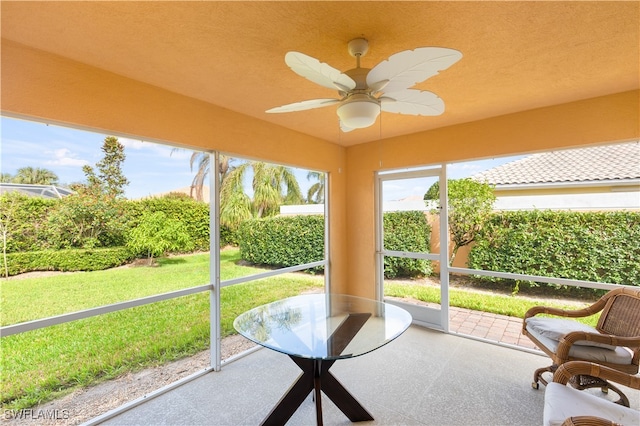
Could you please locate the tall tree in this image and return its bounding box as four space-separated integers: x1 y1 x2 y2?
186 151 303 227
220 161 303 229
50 136 129 249
425 178 496 265
81 136 129 198
12 167 58 185
1 173 13 183
189 152 230 201
306 171 325 204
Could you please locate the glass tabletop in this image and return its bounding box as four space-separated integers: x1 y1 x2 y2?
233 293 412 360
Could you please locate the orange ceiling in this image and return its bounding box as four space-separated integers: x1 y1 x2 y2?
1 1 638 147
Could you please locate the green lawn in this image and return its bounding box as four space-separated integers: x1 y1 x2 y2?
1 249 595 411
384 282 594 321
0 249 323 410
1 250 269 326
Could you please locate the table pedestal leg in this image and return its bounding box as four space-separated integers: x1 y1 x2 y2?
260 356 373 426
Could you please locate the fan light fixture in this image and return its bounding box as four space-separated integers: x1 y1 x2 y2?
266 38 462 132
336 95 380 129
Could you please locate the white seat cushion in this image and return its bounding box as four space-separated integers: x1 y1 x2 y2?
526 323 633 364
544 382 640 426
526 317 616 350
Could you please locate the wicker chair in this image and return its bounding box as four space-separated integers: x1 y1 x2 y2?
523 286 640 406
544 361 639 426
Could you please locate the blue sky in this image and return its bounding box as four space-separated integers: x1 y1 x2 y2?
1 116 519 201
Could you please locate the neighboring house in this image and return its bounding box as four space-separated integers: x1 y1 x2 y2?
471 142 640 211
282 143 640 215
0 182 73 199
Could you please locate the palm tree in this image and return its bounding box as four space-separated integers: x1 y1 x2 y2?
189 152 231 202
186 151 303 228
12 167 58 185
306 171 325 204
220 161 303 228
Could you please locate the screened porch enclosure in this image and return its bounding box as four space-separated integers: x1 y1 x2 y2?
1 1 638 424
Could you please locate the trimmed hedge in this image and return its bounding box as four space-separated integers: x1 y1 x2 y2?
237 215 325 272
4 247 133 276
468 210 640 287
237 211 432 279
383 211 432 278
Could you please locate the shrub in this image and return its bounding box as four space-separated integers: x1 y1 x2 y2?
237 212 432 279
0 193 56 252
468 210 640 290
46 193 127 249
237 215 325 272
220 225 238 247
383 211 432 278
3 193 231 256
5 247 133 276
126 211 194 263
135 198 210 252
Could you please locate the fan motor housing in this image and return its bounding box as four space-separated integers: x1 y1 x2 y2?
345 67 371 91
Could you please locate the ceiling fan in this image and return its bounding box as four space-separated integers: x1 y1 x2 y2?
266 38 462 132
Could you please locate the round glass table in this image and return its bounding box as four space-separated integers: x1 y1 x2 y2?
233 293 412 425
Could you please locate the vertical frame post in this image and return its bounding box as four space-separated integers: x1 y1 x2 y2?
210 151 221 371
439 166 450 332
374 172 384 302
324 171 331 294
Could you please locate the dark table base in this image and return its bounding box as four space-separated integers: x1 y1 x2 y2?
260 356 374 426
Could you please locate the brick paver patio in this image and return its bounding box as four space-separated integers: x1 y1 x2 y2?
449 306 538 350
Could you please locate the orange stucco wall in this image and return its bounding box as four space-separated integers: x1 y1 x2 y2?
0 40 353 288
345 91 639 298
2 40 638 297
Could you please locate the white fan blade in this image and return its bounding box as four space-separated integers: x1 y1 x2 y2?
380 90 445 116
366 47 462 93
285 51 356 92
266 98 339 113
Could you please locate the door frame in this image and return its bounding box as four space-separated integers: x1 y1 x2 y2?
375 166 450 331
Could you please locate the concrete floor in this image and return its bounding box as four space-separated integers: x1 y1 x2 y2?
97 326 569 425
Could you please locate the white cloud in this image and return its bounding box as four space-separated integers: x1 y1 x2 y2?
45 148 90 167
120 137 191 160
383 182 405 191
119 138 146 150
449 163 483 172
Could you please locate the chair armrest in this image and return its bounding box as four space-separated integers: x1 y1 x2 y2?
559 332 640 348
524 304 602 321
553 361 640 390
561 415 622 426
522 305 602 335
